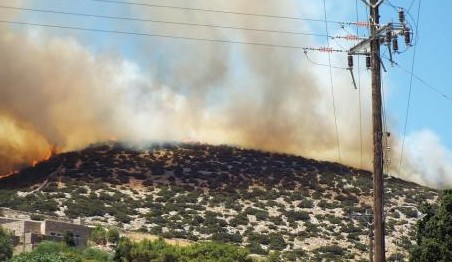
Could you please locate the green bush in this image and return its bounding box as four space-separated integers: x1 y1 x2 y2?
410 190 452 261
315 244 345 256
286 210 310 222
11 252 81 262
64 231 76 247
10 240 111 262
113 237 252 261
90 225 107 245
211 232 243 244
297 198 314 208
106 227 120 245
0 226 13 261
82 247 112 261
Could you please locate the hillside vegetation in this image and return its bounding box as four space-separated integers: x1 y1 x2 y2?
0 143 438 261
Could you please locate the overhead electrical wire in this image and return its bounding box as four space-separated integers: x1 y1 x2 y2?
379 53 452 104
303 51 348 70
322 0 342 163
407 0 417 12
399 0 422 170
393 63 452 103
81 0 344 24
355 0 364 168
0 5 328 38
0 19 323 50
381 69 390 170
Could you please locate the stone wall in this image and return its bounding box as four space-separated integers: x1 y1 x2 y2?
1 217 93 251
23 221 41 234
2 221 24 236
43 220 92 246
0 217 19 225
1 219 41 236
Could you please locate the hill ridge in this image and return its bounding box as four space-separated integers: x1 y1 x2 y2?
0 142 438 261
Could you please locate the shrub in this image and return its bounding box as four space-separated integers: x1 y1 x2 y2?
0 226 13 261
106 228 120 245
268 233 286 251
90 226 107 245
64 231 76 247
315 245 345 256
211 232 243 244
82 247 112 261
286 210 310 222
297 198 314 208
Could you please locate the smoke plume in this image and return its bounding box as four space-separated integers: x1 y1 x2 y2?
0 1 449 188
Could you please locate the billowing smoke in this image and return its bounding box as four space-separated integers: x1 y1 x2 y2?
0 1 371 175
390 130 452 188
0 1 449 188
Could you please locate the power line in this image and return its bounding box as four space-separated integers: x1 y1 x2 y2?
303 51 348 70
0 19 320 50
380 54 452 104
0 19 351 53
355 0 364 168
0 5 328 38
322 0 342 163
81 0 343 24
394 63 452 103
399 0 422 170
407 0 417 12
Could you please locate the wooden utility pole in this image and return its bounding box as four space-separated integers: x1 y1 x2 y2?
348 0 390 260
348 1 412 261
369 0 385 261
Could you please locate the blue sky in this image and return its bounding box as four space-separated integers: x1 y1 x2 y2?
379 1 452 148
2 0 451 184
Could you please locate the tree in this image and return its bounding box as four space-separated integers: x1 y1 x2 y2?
106 227 120 246
0 226 13 261
90 225 107 245
113 237 133 262
11 241 76 262
10 252 80 262
82 247 112 261
410 189 452 261
64 230 76 247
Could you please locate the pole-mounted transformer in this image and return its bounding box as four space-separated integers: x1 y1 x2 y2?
366 53 371 69
348 55 354 69
386 30 392 44
392 37 399 52
398 9 405 24
404 27 411 46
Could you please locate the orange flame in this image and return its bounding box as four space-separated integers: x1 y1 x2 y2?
0 170 18 179
45 146 57 161
30 146 57 168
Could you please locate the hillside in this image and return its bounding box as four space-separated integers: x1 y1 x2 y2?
0 142 438 261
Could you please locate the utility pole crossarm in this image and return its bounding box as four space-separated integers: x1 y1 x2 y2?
348 24 392 55
360 0 384 8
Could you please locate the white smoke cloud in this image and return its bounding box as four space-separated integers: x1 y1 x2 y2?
395 130 452 188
